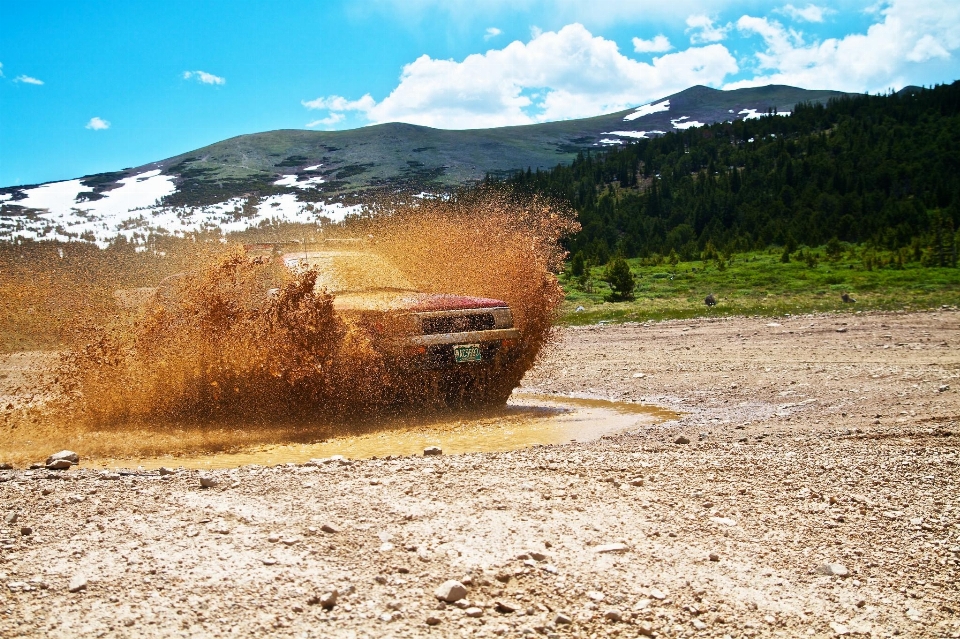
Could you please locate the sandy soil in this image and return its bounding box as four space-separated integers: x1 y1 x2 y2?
1 310 958 638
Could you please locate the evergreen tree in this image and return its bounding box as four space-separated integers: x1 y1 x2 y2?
603 256 635 301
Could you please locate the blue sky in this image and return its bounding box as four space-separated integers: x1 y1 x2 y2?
2 0 958 187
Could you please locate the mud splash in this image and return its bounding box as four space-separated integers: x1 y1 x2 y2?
3 187 580 458
88 395 678 470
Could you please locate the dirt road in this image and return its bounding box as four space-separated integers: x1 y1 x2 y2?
2 310 959 638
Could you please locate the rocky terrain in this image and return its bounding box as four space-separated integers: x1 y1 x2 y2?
1 310 958 638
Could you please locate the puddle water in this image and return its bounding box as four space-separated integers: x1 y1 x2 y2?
93 394 678 470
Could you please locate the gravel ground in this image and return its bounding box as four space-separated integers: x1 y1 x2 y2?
1 310 959 638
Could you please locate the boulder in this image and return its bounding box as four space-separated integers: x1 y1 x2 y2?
45 450 79 466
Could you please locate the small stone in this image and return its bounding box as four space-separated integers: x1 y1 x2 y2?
4 512 17 524
0 463 12 470
587 591 605 602
554 613 572 625
319 590 338 609
465 607 483 618
20 526 33 536
649 588 666 600
638 621 655 636
261 558 277 566
379 542 395 552
320 523 339 534
494 599 518 613
435 580 467 603
158 467 176 476
45 450 79 466
593 543 629 554
674 436 691 444
423 446 442 456
101 472 121 480
938 384 950 393
603 609 623 622
199 475 219 488
818 563 850 578
267 534 280 543
692 618 708 630
628 477 644 486
425 616 441 626
709 552 720 562
529 551 547 561
830 621 850 636
68 575 87 593
45 459 72 471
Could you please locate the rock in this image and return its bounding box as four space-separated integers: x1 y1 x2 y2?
692 618 708 630
435 580 467 603
267 534 280 543
45 459 72 471
315 590 337 609
593 543 629 554
423 446 442 456
829 621 850 635
587 591 605 602
425 616 442 626
158 467 176 475
604 609 623 622
709 517 737 526
199 475 219 488
0 463 12 470
554 613 572 625
529 551 547 561
101 472 121 480
5 512 18 524
674 435 691 444
68 575 88 593
261 558 277 566
465 607 483 618
379 542 395 552
649 588 666 600
20 526 33 536
494 599 518 613
320 523 339 534
939 384 950 393
709 552 720 562
45 450 79 466
638 621 655 636
818 563 850 578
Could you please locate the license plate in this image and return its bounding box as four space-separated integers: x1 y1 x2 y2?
453 344 482 363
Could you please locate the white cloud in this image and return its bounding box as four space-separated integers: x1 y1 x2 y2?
182 70 226 85
778 4 831 23
727 0 960 93
85 117 110 130
686 15 730 44
300 23 737 129
485 27 502 40
306 113 345 128
633 35 673 53
14 75 44 85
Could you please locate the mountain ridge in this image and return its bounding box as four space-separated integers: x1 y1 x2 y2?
0 84 852 244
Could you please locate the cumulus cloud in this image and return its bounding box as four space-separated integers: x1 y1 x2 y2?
727 0 960 93
14 75 44 85
686 15 730 44
778 3 831 23
300 23 737 129
182 70 226 85
633 35 672 53
85 117 110 130
306 113 346 128
484 27 502 40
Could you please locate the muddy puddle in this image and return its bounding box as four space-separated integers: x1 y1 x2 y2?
91 394 677 470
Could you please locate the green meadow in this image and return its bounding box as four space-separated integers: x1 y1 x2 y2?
558 246 960 325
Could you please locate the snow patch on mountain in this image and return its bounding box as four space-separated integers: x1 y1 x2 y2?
670 116 706 130
624 100 670 121
0 169 359 246
273 174 326 189
602 130 666 139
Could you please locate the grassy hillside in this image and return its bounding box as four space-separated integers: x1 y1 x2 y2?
138 85 848 205
560 244 960 324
